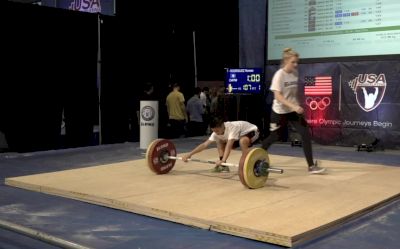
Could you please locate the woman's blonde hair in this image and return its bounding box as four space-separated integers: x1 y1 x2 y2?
281 48 299 66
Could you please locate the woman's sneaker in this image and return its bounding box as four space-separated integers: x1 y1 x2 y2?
308 160 326 174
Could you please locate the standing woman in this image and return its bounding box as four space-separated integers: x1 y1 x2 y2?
262 48 325 174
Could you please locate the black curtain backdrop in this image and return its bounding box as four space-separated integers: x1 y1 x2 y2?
1 0 239 152
1 2 98 152
115 0 238 82
238 0 266 68
101 2 195 143
102 0 239 142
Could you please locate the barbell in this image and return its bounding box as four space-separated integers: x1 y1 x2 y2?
145 139 284 189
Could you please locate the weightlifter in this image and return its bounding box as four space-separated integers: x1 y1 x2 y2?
182 116 260 172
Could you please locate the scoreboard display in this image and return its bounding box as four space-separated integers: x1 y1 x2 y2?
225 68 263 94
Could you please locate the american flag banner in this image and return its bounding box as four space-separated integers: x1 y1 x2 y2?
304 76 332 96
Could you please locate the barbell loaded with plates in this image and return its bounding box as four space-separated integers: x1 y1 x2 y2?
145 139 284 189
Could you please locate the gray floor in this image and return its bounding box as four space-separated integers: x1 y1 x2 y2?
1 137 399 249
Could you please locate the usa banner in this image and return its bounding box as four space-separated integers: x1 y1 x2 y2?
266 61 400 148
339 61 400 148
41 0 115 15
298 63 341 145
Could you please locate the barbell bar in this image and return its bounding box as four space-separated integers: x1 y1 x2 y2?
167 156 284 174
145 139 284 189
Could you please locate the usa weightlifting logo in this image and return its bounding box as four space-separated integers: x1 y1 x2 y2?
347 74 386 112
141 106 155 121
68 0 101 13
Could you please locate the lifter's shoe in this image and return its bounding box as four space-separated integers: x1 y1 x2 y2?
308 160 326 174
211 165 230 173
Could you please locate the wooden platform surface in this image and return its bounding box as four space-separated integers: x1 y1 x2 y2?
5 149 400 247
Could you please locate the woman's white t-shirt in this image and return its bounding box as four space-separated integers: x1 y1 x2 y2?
270 68 299 114
209 121 258 142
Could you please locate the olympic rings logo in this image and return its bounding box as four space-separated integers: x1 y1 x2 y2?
306 97 331 110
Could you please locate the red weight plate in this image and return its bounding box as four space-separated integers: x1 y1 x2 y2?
146 139 176 174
